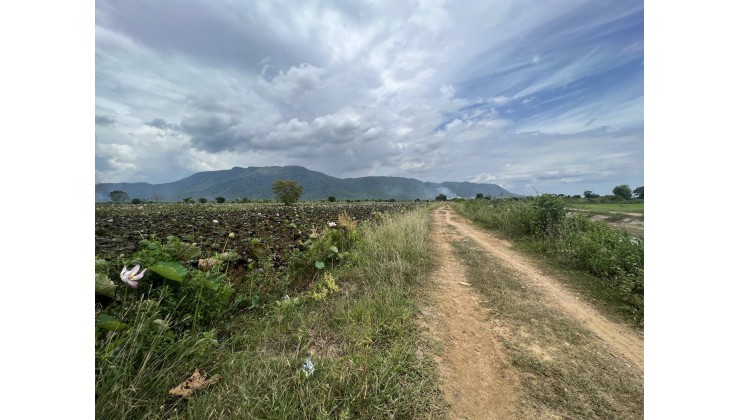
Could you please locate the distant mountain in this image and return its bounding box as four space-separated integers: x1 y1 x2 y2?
95 166 519 202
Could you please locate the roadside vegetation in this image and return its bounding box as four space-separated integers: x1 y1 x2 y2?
95 204 447 418
454 195 644 325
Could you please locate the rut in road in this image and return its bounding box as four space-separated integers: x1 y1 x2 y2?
422 206 644 419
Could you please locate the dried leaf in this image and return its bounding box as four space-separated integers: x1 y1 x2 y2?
168 369 221 399
198 258 220 271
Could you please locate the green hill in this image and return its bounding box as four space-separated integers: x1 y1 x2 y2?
95 166 518 202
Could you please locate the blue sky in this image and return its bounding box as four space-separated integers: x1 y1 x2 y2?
95 0 644 196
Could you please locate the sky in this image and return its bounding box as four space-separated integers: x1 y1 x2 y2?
95 0 643 196
5 3 740 416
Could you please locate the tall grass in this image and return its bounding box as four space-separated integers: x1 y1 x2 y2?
455 197 644 322
95 208 447 418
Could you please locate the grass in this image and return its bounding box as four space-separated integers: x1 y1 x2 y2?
96 208 448 419
448 237 644 419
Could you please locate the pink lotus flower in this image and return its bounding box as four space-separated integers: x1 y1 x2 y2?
120 265 147 288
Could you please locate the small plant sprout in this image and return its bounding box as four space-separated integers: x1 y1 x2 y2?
120 265 147 288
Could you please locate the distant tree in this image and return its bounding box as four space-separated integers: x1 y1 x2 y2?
327 196 336 202
182 197 194 203
633 186 644 199
475 193 484 199
131 198 142 204
109 190 129 204
583 190 600 199
435 194 448 201
272 180 303 205
215 196 226 203
198 198 208 203
612 185 632 200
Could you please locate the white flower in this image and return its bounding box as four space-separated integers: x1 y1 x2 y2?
120 265 147 288
328 222 337 227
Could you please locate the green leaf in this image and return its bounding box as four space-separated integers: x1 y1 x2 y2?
98 314 128 331
315 261 325 270
329 246 339 253
201 278 219 290
149 261 188 282
95 272 117 298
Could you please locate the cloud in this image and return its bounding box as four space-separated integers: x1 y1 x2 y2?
95 0 643 196
95 115 116 126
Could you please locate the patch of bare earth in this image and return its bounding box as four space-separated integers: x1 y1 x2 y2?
420 208 521 419
421 206 644 419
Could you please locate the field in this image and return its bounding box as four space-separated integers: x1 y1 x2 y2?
95 201 446 419
567 202 644 214
96 201 424 264
95 199 643 419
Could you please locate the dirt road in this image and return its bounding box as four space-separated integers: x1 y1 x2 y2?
422 206 644 419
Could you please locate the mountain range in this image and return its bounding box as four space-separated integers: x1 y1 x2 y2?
95 166 518 202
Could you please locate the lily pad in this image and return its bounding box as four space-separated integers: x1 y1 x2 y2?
98 314 128 331
95 272 117 298
149 261 188 282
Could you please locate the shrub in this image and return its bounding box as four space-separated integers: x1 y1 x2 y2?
327 196 336 202
131 198 142 204
198 198 208 203
215 196 226 203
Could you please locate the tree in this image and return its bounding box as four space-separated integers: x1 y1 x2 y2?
583 190 599 199
475 193 484 199
109 190 129 204
435 194 448 201
131 198 142 204
198 198 208 203
612 185 632 200
272 180 303 205
327 196 336 202
633 186 644 199
215 196 226 203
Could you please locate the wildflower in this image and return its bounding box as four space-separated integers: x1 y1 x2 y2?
328 221 337 227
229 232 236 238
120 265 147 288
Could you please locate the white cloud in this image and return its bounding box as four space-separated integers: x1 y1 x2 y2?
95 0 643 195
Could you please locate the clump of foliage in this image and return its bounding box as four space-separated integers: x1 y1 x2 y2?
327 195 336 202
109 190 129 204
272 180 303 205
612 185 633 200
435 194 447 201
215 196 226 203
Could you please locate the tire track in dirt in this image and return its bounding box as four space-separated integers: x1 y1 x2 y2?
440 206 644 372
422 208 521 419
